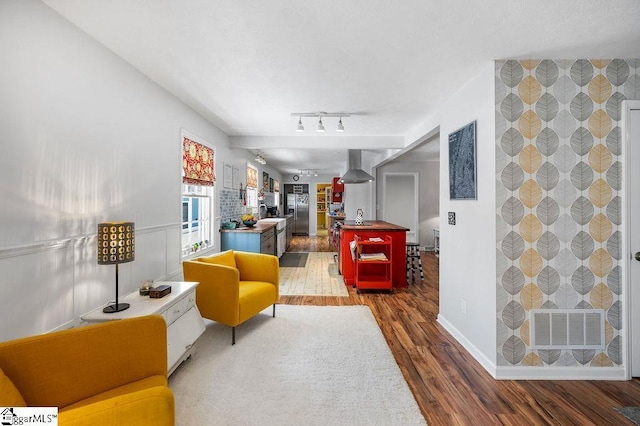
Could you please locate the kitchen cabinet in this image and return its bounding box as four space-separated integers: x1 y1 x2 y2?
339 221 408 288
260 227 275 255
354 235 392 292
331 177 344 203
220 223 276 255
286 215 293 248
257 218 286 257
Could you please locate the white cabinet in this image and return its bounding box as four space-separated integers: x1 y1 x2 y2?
167 306 203 372
81 281 205 375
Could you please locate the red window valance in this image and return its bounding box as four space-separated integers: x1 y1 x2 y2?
247 165 258 188
182 137 215 186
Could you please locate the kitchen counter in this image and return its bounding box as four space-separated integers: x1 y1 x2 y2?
339 220 408 231
219 222 276 233
338 220 409 288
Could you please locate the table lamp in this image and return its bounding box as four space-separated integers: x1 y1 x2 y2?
98 222 135 313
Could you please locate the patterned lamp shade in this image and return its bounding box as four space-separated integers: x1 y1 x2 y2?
97 222 135 265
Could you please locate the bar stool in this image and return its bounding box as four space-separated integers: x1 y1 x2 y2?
406 242 424 283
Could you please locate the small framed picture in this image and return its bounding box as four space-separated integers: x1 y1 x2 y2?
232 167 240 189
223 163 233 189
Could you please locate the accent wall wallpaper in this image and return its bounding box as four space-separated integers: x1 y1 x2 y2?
495 59 640 367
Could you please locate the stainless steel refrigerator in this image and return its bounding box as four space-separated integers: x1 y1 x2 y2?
287 193 309 235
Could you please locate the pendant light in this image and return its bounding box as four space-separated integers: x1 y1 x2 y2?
317 117 325 132
336 117 344 132
296 117 304 132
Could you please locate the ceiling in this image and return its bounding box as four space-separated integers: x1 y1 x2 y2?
44 0 640 176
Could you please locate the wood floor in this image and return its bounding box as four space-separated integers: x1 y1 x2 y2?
280 235 640 426
279 252 348 296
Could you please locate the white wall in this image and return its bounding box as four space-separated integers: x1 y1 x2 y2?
0 1 240 341
436 63 496 370
344 183 374 221
228 149 283 214
375 160 439 248
380 63 497 370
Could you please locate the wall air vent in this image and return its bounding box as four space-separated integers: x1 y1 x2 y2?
530 309 605 350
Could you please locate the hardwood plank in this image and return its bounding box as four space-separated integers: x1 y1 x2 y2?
278 235 640 425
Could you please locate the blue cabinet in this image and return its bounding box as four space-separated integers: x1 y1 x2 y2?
220 226 275 255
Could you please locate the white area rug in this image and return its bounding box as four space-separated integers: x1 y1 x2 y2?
169 305 426 426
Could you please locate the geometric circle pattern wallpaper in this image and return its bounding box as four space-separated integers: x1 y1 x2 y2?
496 59 639 367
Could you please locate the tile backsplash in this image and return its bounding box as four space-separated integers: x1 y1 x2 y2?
219 189 245 223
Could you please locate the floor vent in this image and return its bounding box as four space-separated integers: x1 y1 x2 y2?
530 309 605 350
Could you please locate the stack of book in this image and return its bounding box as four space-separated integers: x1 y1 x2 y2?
359 253 388 261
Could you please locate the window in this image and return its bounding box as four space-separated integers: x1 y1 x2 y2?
182 184 213 256
182 132 215 257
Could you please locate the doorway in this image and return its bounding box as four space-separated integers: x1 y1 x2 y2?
316 182 332 236
626 101 640 377
383 172 419 243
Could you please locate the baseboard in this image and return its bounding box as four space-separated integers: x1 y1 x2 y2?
495 366 628 380
437 314 629 381
436 314 497 377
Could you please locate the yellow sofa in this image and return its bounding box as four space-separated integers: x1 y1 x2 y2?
183 250 279 344
0 315 174 426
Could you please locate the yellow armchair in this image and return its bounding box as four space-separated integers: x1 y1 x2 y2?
183 250 279 344
0 315 174 426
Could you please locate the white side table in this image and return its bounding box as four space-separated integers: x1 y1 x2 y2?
81 281 206 375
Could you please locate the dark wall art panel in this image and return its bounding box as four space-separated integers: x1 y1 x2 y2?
449 120 477 200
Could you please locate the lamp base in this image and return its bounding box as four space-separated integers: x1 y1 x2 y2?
103 303 130 314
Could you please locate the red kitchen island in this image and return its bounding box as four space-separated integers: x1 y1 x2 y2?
339 220 409 289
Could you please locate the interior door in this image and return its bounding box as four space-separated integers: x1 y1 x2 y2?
383 173 418 243
627 102 640 377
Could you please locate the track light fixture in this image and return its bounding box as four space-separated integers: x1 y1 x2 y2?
299 169 320 177
255 151 266 165
291 112 351 133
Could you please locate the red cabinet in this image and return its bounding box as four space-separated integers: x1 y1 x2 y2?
338 221 408 288
331 177 344 203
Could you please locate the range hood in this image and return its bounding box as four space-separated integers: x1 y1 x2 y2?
339 150 375 184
